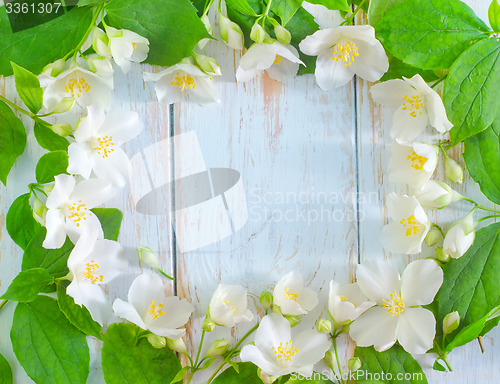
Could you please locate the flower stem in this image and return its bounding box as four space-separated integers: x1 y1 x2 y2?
194 329 206 368
441 355 453 371
462 197 500 214
157 268 175 281
332 337 345 384
340 0 367 26
206 323 259 384
431 223 446 238
0 94 34 117
0 300 8 313
478 215 500 223
202 0 215 18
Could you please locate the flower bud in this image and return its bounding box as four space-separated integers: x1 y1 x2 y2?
193 53 221 76
147 334 167 349
416 180 462 209
348 357 362 372
424 227 441 247
323 350 336 371
92 27 111 58
445 157 464 184
51 97 76 114
202 316 216 332
51 123 73 137
87 56 114 77
435 247 450 263
219 14 244 50
258 369 277 384
443 211 476 259
443 311 460 335
250 23 268 43
32 195 47 225
283 314 300 327
205 339 230 358
42 59 66 77
316 319 332 334
259 290 273 310
274 25 291 45
137 246 160 269
166 337 188 354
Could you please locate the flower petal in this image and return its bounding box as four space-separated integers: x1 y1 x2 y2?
75 105 106 142
293 330 331 369
68 143 94 179
93 147 131 188
240 344 283 377
43 209 67 249
401 260 443 306
46 174 76 209
113 298 149 329
348 38 388 82
315 50 354 90
396 308 435 354
370 79 412 108
299 29 340 56
254 313 291 352
356 260 400 303
391 105 428 141
68 281 110 326
349 306 398 352
71 178 117 208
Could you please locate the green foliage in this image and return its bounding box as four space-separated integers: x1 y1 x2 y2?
11 62 43 114
1 268 55 302
0 100 26 186
6 193 42 250
435 223 500 351
22 228 74 278
102 323 181 384
463 120 500 204
34 122 70 152
91 208 123 241
212 362 260 383
367 0 405 26
380 53 439 82
271 0 304 26
106 0 210 68
0 6 94 76
490 0 500 31
306 0 351 12
355 345 428 383
444 38 500 145
376 0 490 70
35 151 69 184
56 284 102 340
78 0 107 5
11 295 90 384
0 352 13 384
226 0 259 16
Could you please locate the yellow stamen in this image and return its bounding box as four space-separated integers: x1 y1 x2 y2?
284 288 299 303
402 95 424 118
171 72 197 91
82 260 104 284
147 301 165 320
382 291 405 317
64 74 91 99
93 136 115 158
272 340 299 362
407 150 428 170
221 300 236 312
132 42 137 49
67 200 89 227
274 54 283 65
400 214 423 236
331 40 359 67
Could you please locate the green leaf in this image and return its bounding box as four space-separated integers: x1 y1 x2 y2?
433 360 447 372
170 366 189 384
226 0 259 16
1 268 55 302
380 53 439 82
22 228 74 278
444 38 500 145
212 362 260 384
91 208 123 241
367 0 405 26
0 352 13 384
34 122 70 152
271 0 304 25
355 345 428 383
463 120 500 204
0 100 26 186
287 7 320 75
102 323 182 384
35 151 69 184
435 223 500 349
6 193 42 250
106 0 209 68
306 0 351 12
490 0 500 32
376 0 490 70
78 0 107 6
0 6 94 76
11 295 90 384
11 62 43 114
56 284 103 340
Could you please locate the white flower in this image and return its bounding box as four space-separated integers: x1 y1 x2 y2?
239 313 331 377
388 141 438 189
219 13 244 50
113 274 194 338
208 283 254 327
40 63 113 111
67 105 143 187
415 180 462 209
273 272 318 316
370 74 453 141
443 211 476 258
381 193 430 254
143 57 219 106
328 281 374 325
43 175 117 249
106 26 149 73
350 259 443 354
302 2 343 29
67 226 127 325
299 25 388 90
236 41 304 82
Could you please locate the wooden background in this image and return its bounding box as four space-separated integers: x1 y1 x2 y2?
1 1 499 382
